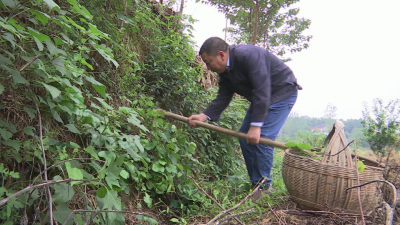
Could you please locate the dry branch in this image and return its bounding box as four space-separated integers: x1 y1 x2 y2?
267 201 286 225
353 143 366 225
19 55 43 72
378 202 395 225
188 175 244 225
206 177 268 224
345 180 398 208
33 97 54 224
0 179 90 207
216 208 256 225
31 158 106 185
62 209 158 225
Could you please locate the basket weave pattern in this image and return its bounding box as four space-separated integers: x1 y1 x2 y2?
282 121 384 214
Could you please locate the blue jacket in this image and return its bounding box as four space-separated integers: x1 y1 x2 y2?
203 44 300 123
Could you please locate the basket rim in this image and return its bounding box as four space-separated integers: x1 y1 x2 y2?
284 148 384 170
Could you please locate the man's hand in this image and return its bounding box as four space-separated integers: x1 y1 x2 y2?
188 113 208 127
246 126 261 145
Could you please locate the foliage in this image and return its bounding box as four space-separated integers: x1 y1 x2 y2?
361 98 400 157
199 0 312 61
0 0 242 223
279 115 370 149
323 103 337 119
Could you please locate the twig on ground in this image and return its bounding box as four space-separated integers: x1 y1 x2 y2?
377 202 395 225
33 97 54 225
216 208 256 225
353 142 366 225
345 180 398 208
206 177 268 225
267 201 286 225
187 175 244 225
0 179 90 207
62 209 158 225
282 210 364 218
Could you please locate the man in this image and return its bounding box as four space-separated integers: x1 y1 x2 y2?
188 37 300 200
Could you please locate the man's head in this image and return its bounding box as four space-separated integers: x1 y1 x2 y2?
199 37 229 74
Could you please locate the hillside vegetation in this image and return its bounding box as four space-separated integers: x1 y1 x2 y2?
2 0 396 224
0 0 251 224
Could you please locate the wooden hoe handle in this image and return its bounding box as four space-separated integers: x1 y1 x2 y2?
158 109 288 150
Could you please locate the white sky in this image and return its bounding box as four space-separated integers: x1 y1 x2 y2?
182 0 400 120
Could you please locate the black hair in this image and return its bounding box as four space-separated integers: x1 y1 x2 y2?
199 37 229 56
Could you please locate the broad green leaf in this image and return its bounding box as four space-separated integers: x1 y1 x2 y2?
43 0 59 10
358 160 366 173
84 146 99 159
7 19 24 30
28 28 51 42
11 69 28 84
120 169 129 179
0 128 12 140
23 126 36 136
40 82 61 99
33 36 44 51
44 40 67 56
52 110 63 123
67 0 93 20
87 23 107 38
53 203 73 225
1 65 29 84
93 44 119 68
29 9 49 25
96 186 107 198
0 120 16 133
285 142 297 148
143 193 152 208
2 32 20 49
166 164 177 174
2 140 20 151
52 58 67 75
52 175 75 203
144 142 156 150
98 151 116 162
54 37 63 46
23 106 36 119
80 58 93 70
85 77 106 97
105 173 120 188
127 116 149 132
65 161 83 185
297 143 312 150
64 124 80 134
9 171 19 178
133 135 144 152
102 190 121 210
1 0 19 8
93 97 113 110
152 162 164 173
0 83 3 95
0 54 12 65
126 147 141 161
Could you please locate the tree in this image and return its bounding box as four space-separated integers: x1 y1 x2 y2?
323 103 337 119
199 0 312 61
361 99 400 157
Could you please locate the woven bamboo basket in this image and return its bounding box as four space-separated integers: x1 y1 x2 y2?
282 121 384 214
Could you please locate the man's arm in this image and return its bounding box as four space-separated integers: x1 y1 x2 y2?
202 77 234 122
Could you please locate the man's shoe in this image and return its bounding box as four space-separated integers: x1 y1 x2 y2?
251 186 272 201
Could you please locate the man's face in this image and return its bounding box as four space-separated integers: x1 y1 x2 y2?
201 51 228 74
